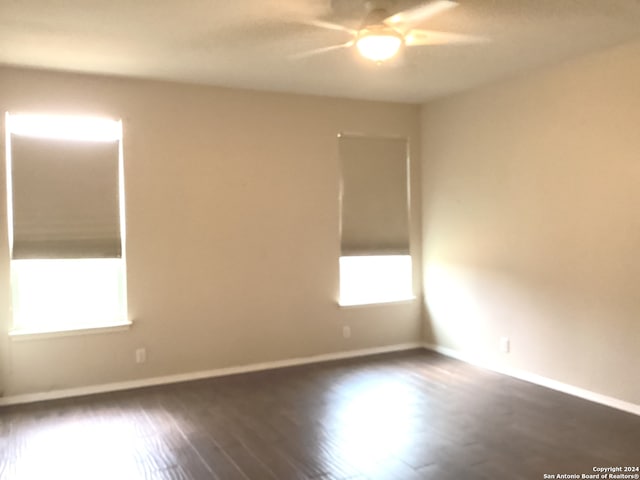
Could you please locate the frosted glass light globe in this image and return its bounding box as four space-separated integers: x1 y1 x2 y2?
356 29 403 62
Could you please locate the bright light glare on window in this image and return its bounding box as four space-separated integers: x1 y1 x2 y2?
7 114 121 142
339 255 413 306
11 259 127 334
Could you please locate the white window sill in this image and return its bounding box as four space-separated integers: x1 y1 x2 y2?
338 296 417 308
9 321 132 341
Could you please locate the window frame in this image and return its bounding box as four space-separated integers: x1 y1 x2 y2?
337 132 415 307
4 112 130 337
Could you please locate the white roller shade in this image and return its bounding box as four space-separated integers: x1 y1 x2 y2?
339 135 409 256
10 134 121 259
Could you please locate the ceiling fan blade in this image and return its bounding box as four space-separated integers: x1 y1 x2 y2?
290 41 354 60
300 20 357 35
384 0 458 28
405 29 489 46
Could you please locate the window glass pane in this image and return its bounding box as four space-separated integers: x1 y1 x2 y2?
5 113 127 333
11 258 127 333
338 134 412 306
339 255 413 306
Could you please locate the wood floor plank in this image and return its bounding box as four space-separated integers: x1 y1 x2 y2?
220 441 280 480
188 433 250 480
239 433 311 480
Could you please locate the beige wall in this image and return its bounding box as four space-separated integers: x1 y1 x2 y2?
421 40 640 405
0 67 422 397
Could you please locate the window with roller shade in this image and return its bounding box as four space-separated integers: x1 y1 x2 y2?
5 113 128 334
338 134 413 306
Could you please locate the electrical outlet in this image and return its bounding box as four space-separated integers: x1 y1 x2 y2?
500 337 510 354
135 348 147 364
343 326 351 339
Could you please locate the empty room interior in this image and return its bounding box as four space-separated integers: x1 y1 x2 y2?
0 0 639 479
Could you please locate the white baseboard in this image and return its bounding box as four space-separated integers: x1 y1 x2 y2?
0 342 423 407
424 343 640 417
6 342 635 415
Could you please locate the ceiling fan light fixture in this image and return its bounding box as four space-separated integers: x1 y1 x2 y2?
356 27 403 62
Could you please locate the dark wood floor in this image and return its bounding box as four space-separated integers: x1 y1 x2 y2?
0 350 638 480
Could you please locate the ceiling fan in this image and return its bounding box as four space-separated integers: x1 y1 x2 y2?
295 0 486 63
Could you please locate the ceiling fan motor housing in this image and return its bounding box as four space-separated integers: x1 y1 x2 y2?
362 6 393 28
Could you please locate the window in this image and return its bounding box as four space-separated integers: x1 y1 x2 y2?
338 134 413 306
5 113 128 335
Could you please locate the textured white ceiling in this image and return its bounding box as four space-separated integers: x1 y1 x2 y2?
1 0 639 102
